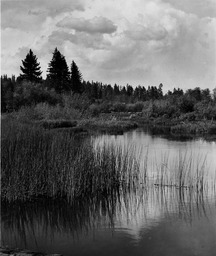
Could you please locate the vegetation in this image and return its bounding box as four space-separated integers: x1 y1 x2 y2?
2 118 214 202
2 75 216 135
46 47 70 93
153 152 208 191
19 49 42 82
71 60 82 94
1 119 140 201
2 47 216 136
3 186 213 242
1 47 216 201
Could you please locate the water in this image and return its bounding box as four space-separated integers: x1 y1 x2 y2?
94 128 216 182
2 128 216 256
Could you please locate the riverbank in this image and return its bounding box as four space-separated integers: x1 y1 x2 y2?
1 112 139 136
2 111 216 138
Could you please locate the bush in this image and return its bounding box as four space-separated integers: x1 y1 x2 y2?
41 120 77 129
13 105 44 122
62 93 91 112
12 103 82 122
111 102 127 112
178 96 195 113
142 100 179 118
88 104 100 116
179 112 197 121
125 102 144 112
194 101 216 120
13 81 61 110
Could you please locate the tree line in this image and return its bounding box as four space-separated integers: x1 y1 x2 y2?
1 48 216 113
18 48 83 94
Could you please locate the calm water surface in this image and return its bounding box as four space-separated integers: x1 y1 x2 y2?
2 129 216 256
94 128 216 181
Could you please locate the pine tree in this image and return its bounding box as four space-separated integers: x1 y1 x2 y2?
47 48 70 93
20 49 42 82
70 61 82 94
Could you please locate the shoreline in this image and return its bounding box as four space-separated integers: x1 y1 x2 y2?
2 112 216 139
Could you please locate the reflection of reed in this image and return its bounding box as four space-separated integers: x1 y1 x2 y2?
2 187 215 247
1 193 121 246
151 187 213 223
151 151 210 193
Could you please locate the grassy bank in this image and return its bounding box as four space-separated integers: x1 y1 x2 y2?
3 102 138 135
3 93 216 137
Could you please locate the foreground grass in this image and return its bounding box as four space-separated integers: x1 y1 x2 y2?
1 120 140 202
2 117 215 202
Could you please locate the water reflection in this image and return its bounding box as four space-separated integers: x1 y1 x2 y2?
2 129 216 256
2 187 216 256
93 128 216 182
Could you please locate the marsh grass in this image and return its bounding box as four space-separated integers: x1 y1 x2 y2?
79 117 138 134
1 120 141 201
1 118 214 202
152 151 209 192
2 186 214 245
171 121 216 135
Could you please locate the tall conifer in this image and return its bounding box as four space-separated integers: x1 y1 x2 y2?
20 49 42 82
47 48 70 93
70 61 82 94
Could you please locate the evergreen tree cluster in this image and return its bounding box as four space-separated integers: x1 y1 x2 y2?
17 48 167 100
19 48 82 94
1 47 216 114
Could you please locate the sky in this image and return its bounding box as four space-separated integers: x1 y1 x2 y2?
1 0 216 91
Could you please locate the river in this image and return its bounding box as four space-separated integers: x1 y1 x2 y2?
2 128 216 256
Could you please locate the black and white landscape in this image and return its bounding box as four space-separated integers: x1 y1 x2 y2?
1 1 216 256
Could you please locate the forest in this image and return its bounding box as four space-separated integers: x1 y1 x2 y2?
2 48 216 135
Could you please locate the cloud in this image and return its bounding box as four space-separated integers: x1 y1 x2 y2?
125 24 168 41
1 0 85 29
49 30 111 50
1 0 216 90
83 0 216 88
162 0 216 18
57 16 117 34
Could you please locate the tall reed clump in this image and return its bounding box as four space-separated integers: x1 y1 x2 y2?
1 121 140 202
153 151 208 191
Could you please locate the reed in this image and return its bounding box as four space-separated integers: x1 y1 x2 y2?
153 151 208 192
1 119 214 202
1 121 140 202
2 186 214 244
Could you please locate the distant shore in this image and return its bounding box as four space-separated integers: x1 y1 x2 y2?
2 111 216 140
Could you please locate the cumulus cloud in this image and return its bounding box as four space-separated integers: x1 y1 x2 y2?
82 0 216 88
163 0 216 18
1 0 85 29
125 24 168 41
57 16 117 34
48 30 111 50
1 0 216 90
